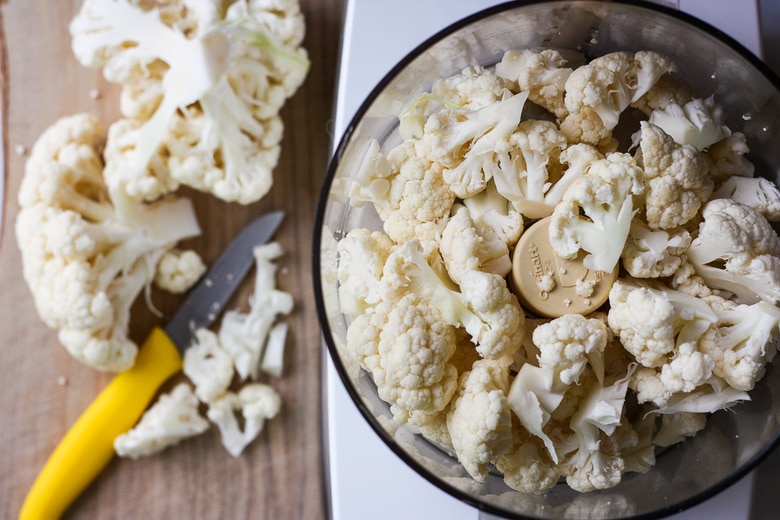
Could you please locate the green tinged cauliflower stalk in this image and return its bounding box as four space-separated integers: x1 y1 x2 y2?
70 0 309 207
336 46 780 495
16 113 202 372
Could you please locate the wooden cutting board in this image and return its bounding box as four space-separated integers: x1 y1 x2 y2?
0 1 342 518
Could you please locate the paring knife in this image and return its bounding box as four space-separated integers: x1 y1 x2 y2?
19 210 285 520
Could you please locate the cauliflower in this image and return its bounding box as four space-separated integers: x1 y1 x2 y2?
533 314 609 386
700 299 780 391
207 383 282 457
15 114 201 372
446 357 513 482
711 176 780 221
631 74 693 115
154 248 206 293
562 51 675 138
431 65 508 110
648 96 730 151
686 199 780 304
70 0 309 205
607 280 716 368
491 119 569 219
336 228 396 316
621 220 692 279
114 383 210 458
183 329 235 403
652 412 707 447
635 121 713 230
218 242 294 380
460 180 524 247
440 206 511 284
495 48 574 120
418 90 528 198
549 152 645 273
705 132 755 182
346 293 458 424
495 425 559 495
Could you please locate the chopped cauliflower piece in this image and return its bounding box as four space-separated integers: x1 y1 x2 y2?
183 329 235 404
115 383 209 459
440 206 511 284
154 248 206 293
207 383 282 457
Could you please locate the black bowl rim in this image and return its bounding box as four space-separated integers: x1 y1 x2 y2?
312 1 780 518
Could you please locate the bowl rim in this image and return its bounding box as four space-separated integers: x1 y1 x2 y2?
313 1 780 518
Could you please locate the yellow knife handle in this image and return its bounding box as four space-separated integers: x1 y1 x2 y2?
19 327 183 520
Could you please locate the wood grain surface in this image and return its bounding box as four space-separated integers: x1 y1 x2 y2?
0 0 343 518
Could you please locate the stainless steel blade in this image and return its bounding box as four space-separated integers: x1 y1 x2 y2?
164 210 285 352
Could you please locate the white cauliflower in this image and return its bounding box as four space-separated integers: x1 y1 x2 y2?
636 121 713 230
533 313 609 386
115 383 210 458
495 426 559 495
207 383 282 457
686 199 780 304
440 206 511 285
460 180 524 247
183 328 235 403
71 0 309 205
154 248 206 293
336 228 395 316
431 65 508 110
218 242 294 380
621 220 692 279
711 176 780 221
705 132 755 183
648 96 730 151
15 114 201 372
446 357 513 482
549 152 645 273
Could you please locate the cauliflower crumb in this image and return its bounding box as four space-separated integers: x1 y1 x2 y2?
575 278 596 298
537 273 556 293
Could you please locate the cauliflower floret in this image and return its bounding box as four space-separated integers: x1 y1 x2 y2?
652 412 707 447
559 106 614 148
711 176 780 221
346 293 458 424
533 313 609 386
207 383 282 457
621 220 692 279
607 280 716 368
336 228 396 316
491 119 569 219
562 51 675 134
495 425 559 494
658 341 715 394
705 132 755 183
700 299 780 391
648 96 730 151
154 248 206 293
687 199 780 304
218 242 294 380
549 152 645 273
440 206 511 284
183 329 235 404
15 114 201 372
71 0 309 205
431 65 508 110
631 74 693 115
418 90 528 199
446 357 513 482
115 383 210 459
457 270 525 361
460 180 524 248
636 121 713 230
495 48 575 119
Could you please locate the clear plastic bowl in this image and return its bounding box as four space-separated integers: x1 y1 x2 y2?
314 1 780 518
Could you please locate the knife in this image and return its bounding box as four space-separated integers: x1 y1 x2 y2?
18 210 285 520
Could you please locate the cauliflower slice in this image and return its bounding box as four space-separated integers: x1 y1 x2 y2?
218 242 294 380
71 0 309 205
446 357 513 482
636 121 713 230
687 199 780 304
207 383 282 457
549 152 644 273
15 114 201 372
114 383 210 459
